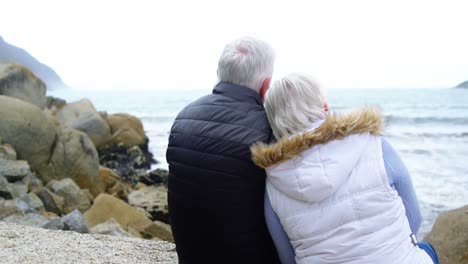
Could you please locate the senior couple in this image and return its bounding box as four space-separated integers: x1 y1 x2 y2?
166 37 439 264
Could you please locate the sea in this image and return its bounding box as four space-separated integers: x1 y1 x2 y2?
50 87 468 238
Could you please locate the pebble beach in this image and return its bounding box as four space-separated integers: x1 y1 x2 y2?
0 222 177 264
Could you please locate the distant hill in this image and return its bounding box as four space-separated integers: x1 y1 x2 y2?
455 80 468 89
0 36 66 89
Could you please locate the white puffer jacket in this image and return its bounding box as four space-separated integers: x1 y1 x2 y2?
251 109 432 264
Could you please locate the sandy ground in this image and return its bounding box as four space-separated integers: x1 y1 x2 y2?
0 222 178 264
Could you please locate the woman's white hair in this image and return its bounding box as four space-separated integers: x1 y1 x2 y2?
265 73 328 139
217 37 275 92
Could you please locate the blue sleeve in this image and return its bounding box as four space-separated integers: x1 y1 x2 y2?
264 191 296 264
381 137 422 236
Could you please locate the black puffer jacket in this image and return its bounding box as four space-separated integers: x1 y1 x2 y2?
166 82 280 264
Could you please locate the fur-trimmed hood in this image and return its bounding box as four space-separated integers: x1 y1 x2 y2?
251 108 383 168
251 108 383 203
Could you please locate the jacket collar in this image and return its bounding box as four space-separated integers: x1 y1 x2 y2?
251 107 383 168
213 82 263 106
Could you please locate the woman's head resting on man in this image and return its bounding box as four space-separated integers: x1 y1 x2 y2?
265 73 329 139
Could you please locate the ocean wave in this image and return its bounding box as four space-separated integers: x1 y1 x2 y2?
408 132 468 138
385 115 468 125
412 149 432 155
140 116 176 123
385 132 468 139
400 149 433 156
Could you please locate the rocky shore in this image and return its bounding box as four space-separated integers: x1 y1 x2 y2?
0 62 466 264
0 62 173 245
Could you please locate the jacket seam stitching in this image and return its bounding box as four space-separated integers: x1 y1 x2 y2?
174 118 271 134
170 132 256 147
188 103 248 113
168 145 251 163
170 160 264 181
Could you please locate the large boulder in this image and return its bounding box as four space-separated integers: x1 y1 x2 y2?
0 62 46 109
106 113 147 147
0 95 105 195
84 194 153 234
424 205 468 264
55 99 111 148
49 123 105 196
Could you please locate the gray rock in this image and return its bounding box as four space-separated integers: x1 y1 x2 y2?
55 98 111 148
8 198 30 212
28 173 44 193
0 198 24 219
46 178 91 213
0 159 31 182
0 176 20 199
42 217 64 230
62 209 89 233
0 197 40 216
3 213 50 228
0 144 17 160
18 193 45 212
35 187 65 215
89 218 131 238
0 95 105 196
0 62 47 108
14 175 31 197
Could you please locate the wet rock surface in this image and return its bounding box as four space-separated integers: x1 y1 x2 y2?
98 141 156 184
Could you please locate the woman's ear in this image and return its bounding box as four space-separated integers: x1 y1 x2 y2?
260 78 271 101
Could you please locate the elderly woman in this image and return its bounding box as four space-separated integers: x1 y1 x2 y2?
251 73 439 264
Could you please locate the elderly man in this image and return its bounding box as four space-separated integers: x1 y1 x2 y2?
166 37 280 264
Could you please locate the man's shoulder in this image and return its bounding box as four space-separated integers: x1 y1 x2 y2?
174 92 271 136
177 93 215 115
179 92 257 115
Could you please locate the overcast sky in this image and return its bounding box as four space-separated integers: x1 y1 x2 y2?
1 0 467 90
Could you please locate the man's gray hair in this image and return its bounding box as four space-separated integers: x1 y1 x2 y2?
265 73 328 139
217 37 275 91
